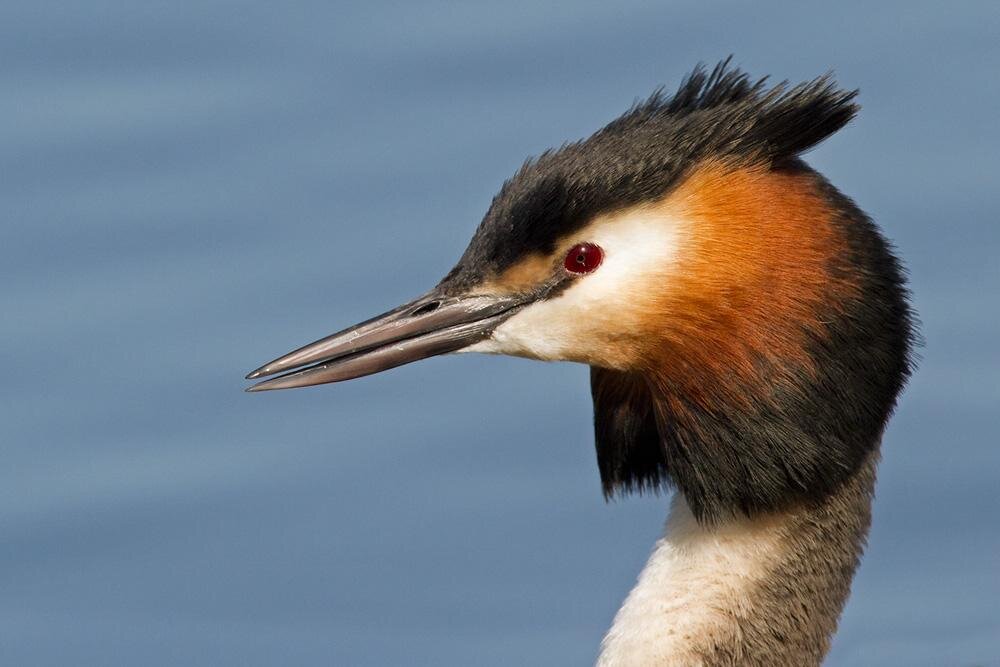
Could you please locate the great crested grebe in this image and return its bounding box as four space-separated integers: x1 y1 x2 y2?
247 60 914 666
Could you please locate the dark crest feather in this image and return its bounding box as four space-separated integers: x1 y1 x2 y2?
613 56 859 164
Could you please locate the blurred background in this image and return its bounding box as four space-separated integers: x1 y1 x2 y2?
3 1 998 665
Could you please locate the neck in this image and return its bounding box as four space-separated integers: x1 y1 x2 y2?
597 447 878 667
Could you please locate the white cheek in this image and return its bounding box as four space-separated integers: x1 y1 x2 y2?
466 209 685 361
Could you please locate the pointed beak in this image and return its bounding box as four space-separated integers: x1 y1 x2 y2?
245 290 523 392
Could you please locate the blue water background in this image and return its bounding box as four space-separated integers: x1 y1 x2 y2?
3 1 998 664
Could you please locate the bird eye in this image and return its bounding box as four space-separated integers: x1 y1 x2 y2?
564 242 603 275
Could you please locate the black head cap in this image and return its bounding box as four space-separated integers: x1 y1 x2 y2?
440 57 859 293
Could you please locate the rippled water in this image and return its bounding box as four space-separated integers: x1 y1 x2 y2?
3 1 998 664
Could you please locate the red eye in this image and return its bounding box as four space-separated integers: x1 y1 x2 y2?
564 242 604 274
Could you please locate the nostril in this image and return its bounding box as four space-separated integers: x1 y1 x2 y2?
410 301 441 317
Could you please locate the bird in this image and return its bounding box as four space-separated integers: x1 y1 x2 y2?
246 59 914 666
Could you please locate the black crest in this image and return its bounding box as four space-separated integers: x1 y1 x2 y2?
442 58 859 292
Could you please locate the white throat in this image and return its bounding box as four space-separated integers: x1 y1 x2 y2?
597 494 787 667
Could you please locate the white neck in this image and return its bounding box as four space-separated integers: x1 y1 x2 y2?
597 495 785 666
597 451 877 667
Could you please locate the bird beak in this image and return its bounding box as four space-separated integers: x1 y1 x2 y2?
245 291 523 392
